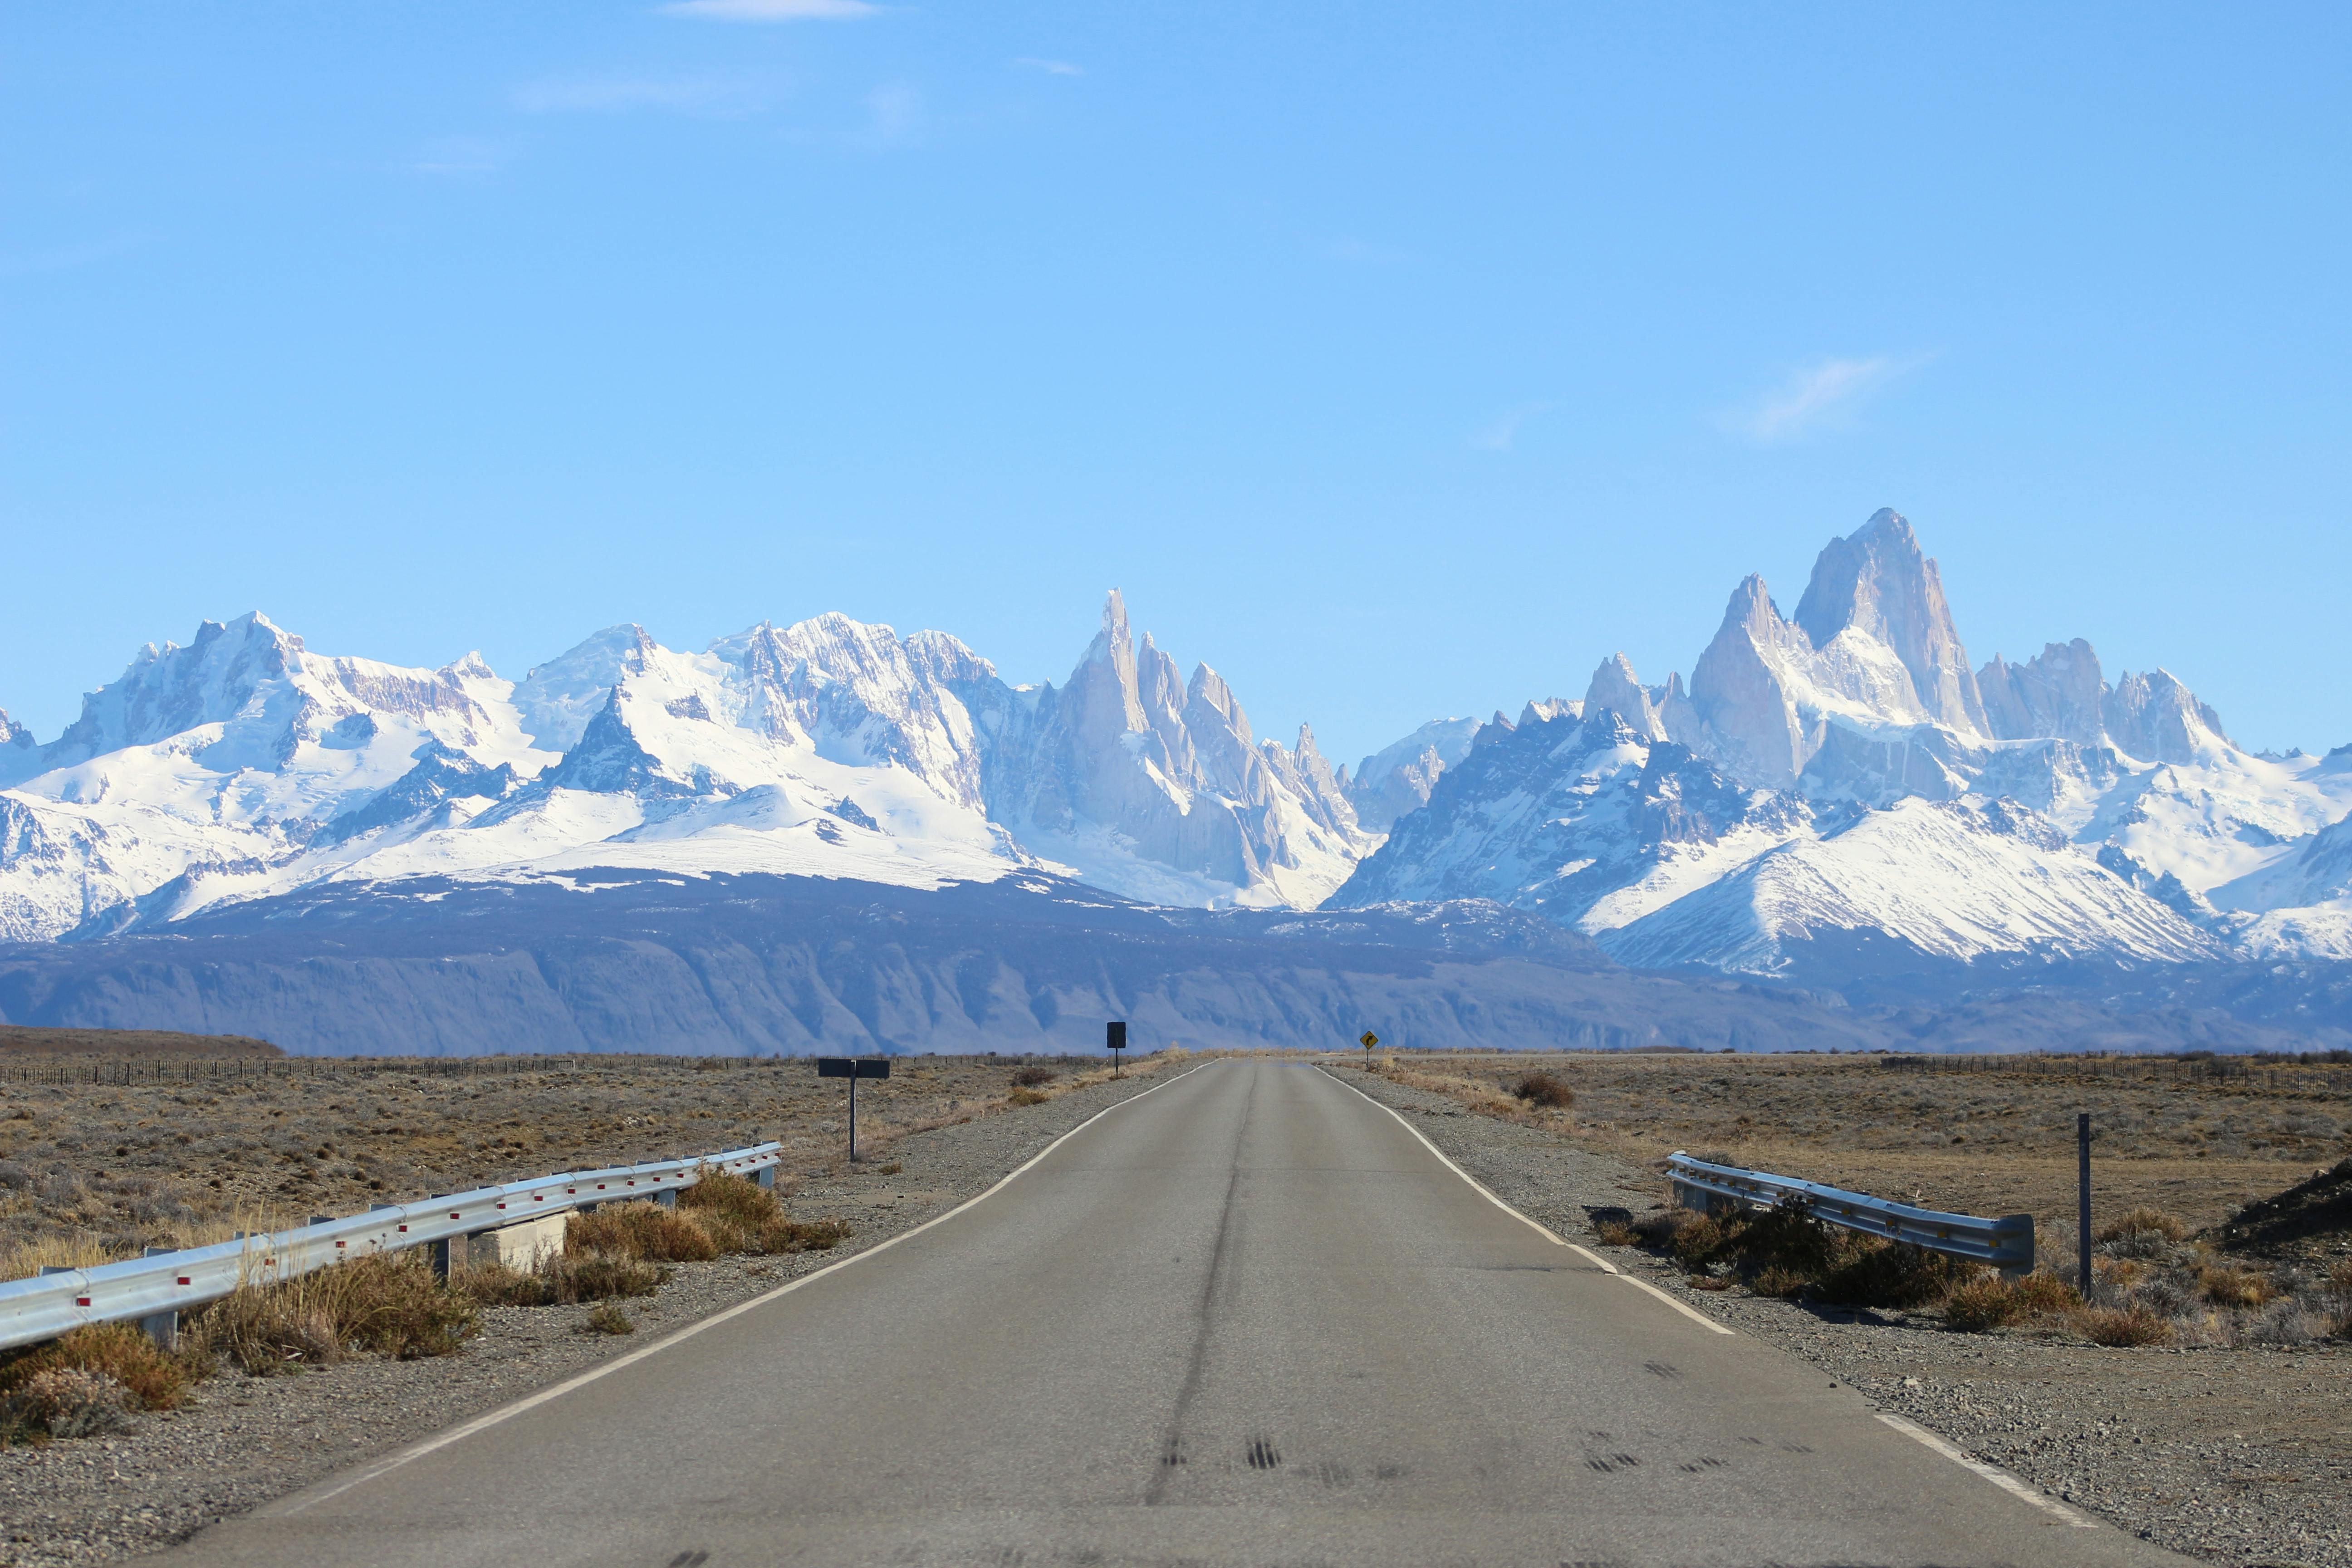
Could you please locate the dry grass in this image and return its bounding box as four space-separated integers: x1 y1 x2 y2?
458 1252 666 1307
1352 1049 2352 1242
1 1049 1169 1282
568 1204 719 1264
2078 1305 2174 1347
1344 1049 2352 1348
1004 1087 1050 1107
2099 1207 2189 1245
189 1254 476 1375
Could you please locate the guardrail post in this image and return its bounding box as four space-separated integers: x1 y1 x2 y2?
430 1235 467 1280
139 1246 181 1348
1994 1215 2035 1279
753 1166 776 1191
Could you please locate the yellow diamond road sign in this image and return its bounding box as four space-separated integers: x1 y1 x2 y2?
1359 1030 1379 1049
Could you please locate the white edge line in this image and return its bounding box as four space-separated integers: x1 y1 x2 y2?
275 1059 1218 1517
1613 1272 1736 1335
1875 1411 2098 1528
1316 1063 1644 1290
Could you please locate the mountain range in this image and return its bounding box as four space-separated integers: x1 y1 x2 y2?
3 509 2347 1054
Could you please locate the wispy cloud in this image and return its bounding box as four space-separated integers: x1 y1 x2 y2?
1732 355 1925 442
0 232 149 279
1324 235 1410 266
1472 402 1552 452
1013 57 1083 76
411 137 509 177
657 0 876 19
513 78 765 116
865 82 923 143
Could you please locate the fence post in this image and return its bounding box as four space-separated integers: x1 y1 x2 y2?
2077 1111 2093 1299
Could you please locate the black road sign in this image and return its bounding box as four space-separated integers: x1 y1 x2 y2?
816 1058 892 1161
817 1058 892 1079
1105 1022 1126 1051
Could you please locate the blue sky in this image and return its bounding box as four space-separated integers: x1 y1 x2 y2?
5 2 2347 764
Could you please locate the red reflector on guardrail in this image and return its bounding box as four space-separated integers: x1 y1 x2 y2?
177 1277 191 1285
76 1297 91 1306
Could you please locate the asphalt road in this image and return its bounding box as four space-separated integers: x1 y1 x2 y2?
165 1059 2191 1567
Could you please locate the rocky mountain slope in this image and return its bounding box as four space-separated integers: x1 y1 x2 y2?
0 596 1375 944
1333 510 2352 983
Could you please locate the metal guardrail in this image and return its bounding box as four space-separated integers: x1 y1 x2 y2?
0 1141 784 1353
1666 1152 2034 1272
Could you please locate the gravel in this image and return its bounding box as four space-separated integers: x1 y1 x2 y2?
1338 1061 2352 1568
0 1060 1186 1567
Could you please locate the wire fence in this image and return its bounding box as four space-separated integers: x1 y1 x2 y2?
0 1054 816 1088
1877 1051 2352 1093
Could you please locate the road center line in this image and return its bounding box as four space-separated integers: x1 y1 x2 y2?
272 1059 1218 1517
1875 1411 2098 1528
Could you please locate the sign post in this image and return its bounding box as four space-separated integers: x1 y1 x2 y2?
1106 1020 1126 1078
1359 1030 1380 1052
817 1057 892 1161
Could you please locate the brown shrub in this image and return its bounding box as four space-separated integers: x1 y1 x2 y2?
2077 1305 2173 1347
1668 1214 1732 1265
1750 1266 1810 1299
2196 1262 2276 1309
1592 1220 1639 1247
1510 1071 1574 1109
1005 1087 1050 1107
568 1202 720 1264
581 1303 635 1336
1728 1199 1842 1279
1814 1241 1969 1309
2014 1272 2080 1313
0 1323 197 1411
1011 1066 1058 1088
192 1254 476 1374
554 1252 668 1300
2097 1207 2187 1245
1685 1274 1734 1292
1942 1275 2029 1332
2328 1260 2352 1340
0 1368 136 1442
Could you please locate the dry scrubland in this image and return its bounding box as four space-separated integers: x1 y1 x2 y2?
1363 1049 2352 1348
0 1049 1141 1283
0 1053 1181 1564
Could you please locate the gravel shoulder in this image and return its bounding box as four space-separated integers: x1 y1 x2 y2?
0 1058 1189 1568
1332 1059 2352 1568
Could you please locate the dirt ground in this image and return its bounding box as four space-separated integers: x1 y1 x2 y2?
1 1051 1141 1281
1362 1048 2352 1254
